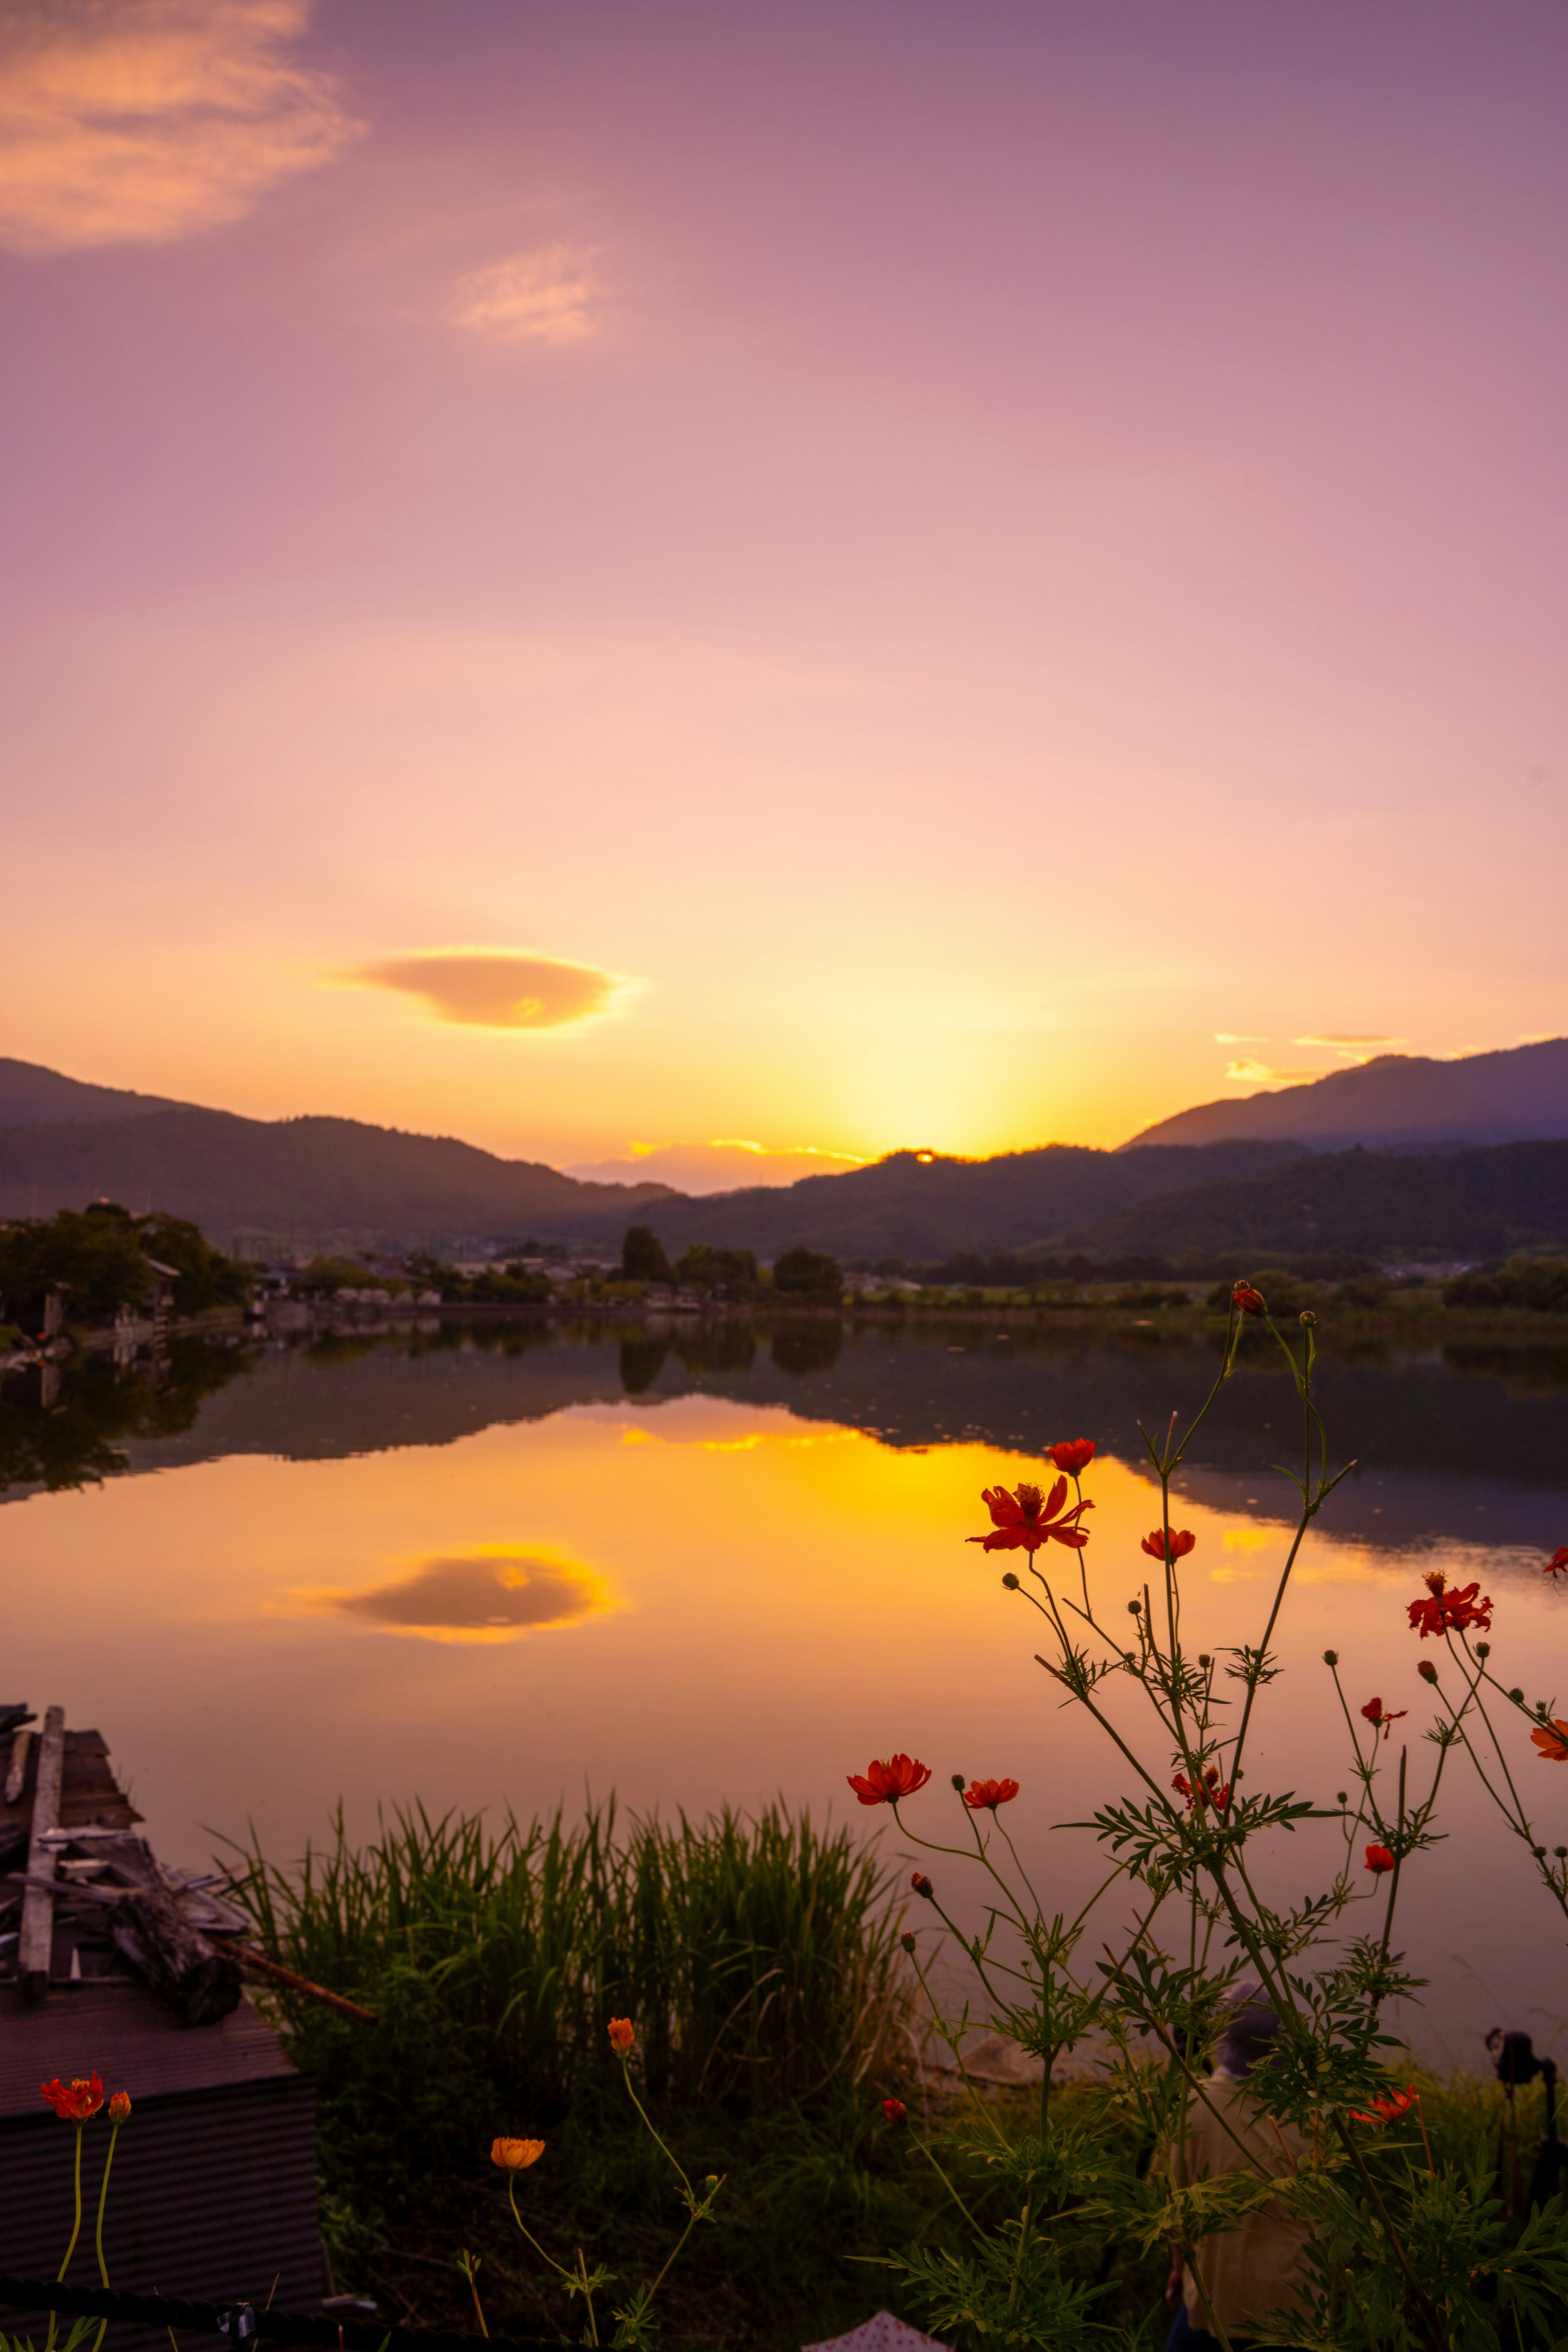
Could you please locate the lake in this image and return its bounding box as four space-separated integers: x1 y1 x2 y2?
6 1314 1567 2064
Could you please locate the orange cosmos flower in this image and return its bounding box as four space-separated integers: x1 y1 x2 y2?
1407 1569 1492 1639
962 1777 1019 1811
40 2075 104 2121
1232 1283 1266 1316
1351 2085 1419 2125
968 1478 1092 1555
1047 1439 1096 1478
847 1754 933 1806
1531 1719 1568 1762
1364 1844 1396 1875
107 2091 131 2124
1141 1528 1196 1563
607 2018 636 2056
492 2137 545 2170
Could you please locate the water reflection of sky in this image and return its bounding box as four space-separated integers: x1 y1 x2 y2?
4 1326 1567 2064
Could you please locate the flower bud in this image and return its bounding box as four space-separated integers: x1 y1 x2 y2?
882 2097 908 2123
900 1931 916 1953
911 1871 933 1899
1000 1571 1020 1590
1300 1310 1317 1327
1418 1660 1439 1683
607 2017 636 2056
1323 1649 1339 1666
1475 1642 1490 1658
1128 1598 1141 1615
1509 1687 1525 1702
1198 1654 1211 1669
108 2091 131 2124
1555 1847 1566 1860
704 2174 719 2189
1336 1791 1348 1806
951 1773 967 1792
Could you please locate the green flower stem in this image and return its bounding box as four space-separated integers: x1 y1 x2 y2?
47 2122 86 2352
506 2177 581 2290
457 2250 488 2338
89 2117 123 2352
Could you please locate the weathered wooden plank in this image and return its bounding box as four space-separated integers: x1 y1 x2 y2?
111 1884 243 2026
18 1706 64 2005
2 1729 30 1808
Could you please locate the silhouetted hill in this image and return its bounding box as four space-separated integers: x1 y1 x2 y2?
0 1057 196 1127
637 1141 1307 1260
1125 1037 1568 1152
0 1107 675 1244
1074 1140 1568 1262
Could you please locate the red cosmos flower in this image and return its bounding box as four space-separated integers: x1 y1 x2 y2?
1364 1844 1396 1875
1172 1768 1231 1815
1233 1283 1267 1316
1530 1719 1568 1762
1546 1548 1568 1579
962 1778 1020 1811
1141 1528 1196 1563
1047 1439 1096 1478
847 1754 933 1806
1360 1697 1409 1743
1407 1569 1492 1639
967 1478 1092 1554
882 2098 908 2123
1351 2085 1419 2125
40 2075 104 2121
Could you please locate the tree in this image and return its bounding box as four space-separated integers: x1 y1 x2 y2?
0 1207 151 1333
622 1225 675 1284
771 1246 842 1298
138 1214 249 1313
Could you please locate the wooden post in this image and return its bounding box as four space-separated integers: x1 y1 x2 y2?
3 1725 31 1806
18 1705 65 2005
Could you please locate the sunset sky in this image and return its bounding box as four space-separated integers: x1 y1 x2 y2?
4 0 1566 1177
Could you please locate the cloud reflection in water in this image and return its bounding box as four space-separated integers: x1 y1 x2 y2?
330 1545 614 1643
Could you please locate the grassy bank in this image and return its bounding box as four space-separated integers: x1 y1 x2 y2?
228 1801 942 2350
227 1802 1560 2351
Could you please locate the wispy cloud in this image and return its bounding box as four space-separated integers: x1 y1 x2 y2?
566 1138 867 1193
1294 1033 1406 1061
0 1 361 256
1214 1032 1267 1045
1225 1058 1333 1085
454 243 601 345
339 949 630 1032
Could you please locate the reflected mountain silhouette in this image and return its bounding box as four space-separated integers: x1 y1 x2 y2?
3 1319 1566 1559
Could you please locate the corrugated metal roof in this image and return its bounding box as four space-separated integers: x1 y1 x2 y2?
0 2075 321 2352
0 1982 297 2117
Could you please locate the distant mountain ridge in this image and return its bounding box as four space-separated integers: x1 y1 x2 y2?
1126 1037 1568 1152
0 1057 197 1127
635 1141 1307 1261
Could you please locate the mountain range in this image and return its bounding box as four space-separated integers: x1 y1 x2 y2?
1127 1038 1568 1151
1 1036 1565 1265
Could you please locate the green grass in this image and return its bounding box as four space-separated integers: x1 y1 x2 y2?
227 1800 937 2349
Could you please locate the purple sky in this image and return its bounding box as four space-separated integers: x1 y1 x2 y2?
3 0 1565 1169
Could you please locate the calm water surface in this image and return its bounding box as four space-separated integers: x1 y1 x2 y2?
7 1317 1568 2061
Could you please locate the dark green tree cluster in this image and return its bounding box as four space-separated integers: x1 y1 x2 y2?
1446 1253 1568 1312
771 1245 843 1298
621 1225 675 1283
674 1243 758 1294
0 1202 250 1336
